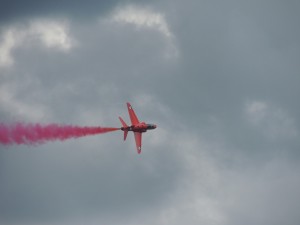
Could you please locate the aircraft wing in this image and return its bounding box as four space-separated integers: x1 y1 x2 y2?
127 102 140 125
134 132 142 154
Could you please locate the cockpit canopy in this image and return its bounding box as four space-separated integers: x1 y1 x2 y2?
147 124 157 130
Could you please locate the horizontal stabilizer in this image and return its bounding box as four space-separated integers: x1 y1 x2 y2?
123 130 128 141
119 116 128 141
119 116 128 127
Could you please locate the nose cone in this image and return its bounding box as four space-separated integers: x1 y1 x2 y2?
147 124 157 130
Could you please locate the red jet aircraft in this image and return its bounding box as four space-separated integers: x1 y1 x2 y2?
119 102 157 154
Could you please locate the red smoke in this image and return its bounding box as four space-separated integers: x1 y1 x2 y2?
0 123 119 145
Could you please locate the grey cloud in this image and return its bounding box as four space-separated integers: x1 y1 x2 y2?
0 0 157 24
221 159 300 225
157 0 300 157
1 0 300 225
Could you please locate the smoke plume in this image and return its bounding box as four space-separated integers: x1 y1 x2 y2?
0 123 119 145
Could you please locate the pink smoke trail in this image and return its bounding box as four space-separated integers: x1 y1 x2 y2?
0 123 119 145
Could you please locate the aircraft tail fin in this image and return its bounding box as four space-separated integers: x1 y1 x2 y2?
119 116 129 141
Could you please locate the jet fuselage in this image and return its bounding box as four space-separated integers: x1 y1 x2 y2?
121 122 156 133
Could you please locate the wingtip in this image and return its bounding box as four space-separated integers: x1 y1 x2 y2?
137 146 142 154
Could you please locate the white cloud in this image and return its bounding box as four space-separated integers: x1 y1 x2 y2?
0 84 48 122
0 29 23 67
29 20 73 51
111 5 172 38
0 30 15 67
245 101 298 139
109 5 178 59
0 19 74 68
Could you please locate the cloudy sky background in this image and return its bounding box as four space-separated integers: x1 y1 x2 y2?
1 0 300 224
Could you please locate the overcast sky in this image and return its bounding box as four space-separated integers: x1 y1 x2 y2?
1 0 300 224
